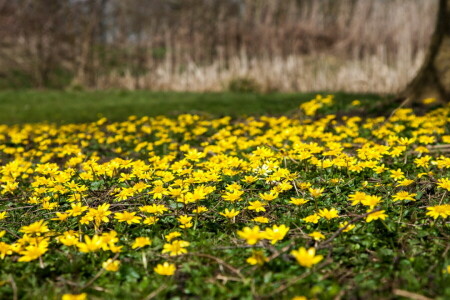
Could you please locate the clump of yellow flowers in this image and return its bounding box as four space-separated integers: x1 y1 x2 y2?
0 96 449 299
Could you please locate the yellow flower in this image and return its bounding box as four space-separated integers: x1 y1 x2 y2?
77 235 104 253
308 231 325 241
444 265 450 274
192 206 208 214
291 247 323 268
62 293 88 300
318 208 339 220
361 195 382 208
259 191 279 201
422 97 436 104
102 259 120 272
162 240 190 256
252 216 269 223
348 191 368 206
396 179 414 187
219 208 240 219
154 262 176 275
437 178 450 191
392 191 416 202
246 250 269 265
66 202 88 217
0 242 13 259
18 240 49 262
223 190 244 202
19 220 49 236
59 231 79 247
309 187 324 198
139 204 168 215
390 169 405 181
426 204 450 219
365 210 388 223
263 224 289 244
339 221 355 232
289 198 309 206
0 211 8 220
177 215 193 225
247 201 266 212
143 216 159 225
132 237 152 249
165 231 181 241
51 212 69 221
237 226 262 245
114 211 142 224
302 214 320 224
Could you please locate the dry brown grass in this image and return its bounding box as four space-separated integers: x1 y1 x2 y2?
0 0 438 92
97 0 437 93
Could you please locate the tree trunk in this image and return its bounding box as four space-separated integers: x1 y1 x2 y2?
401 0 450 103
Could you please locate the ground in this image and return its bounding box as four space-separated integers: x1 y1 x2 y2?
0 92 448 300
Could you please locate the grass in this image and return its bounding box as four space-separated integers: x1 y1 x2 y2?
0 90 387 124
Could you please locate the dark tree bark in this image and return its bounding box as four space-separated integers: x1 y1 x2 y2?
401 0 450 103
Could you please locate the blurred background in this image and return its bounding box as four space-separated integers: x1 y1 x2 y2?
0 0 438 93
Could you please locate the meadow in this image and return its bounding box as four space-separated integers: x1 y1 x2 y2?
0 93 449 299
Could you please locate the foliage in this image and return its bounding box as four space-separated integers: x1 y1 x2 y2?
228 77 261 93
0 95 449 299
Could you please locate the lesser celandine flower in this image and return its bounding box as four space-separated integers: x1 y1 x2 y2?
246 250 269 265
308 231 325 241
290 197 309 206
292 297 308 300
219 208 239 219
303 214 320 224
132 237 152 249
162 240 190 256
19 220 49 236
165 231 181 241
143 216 159 225
252 216 269 223
392 191 416 202
426 205 450 219
318 208 339 220
247 201 266 212
309 187 324 198
114 211 142 224
77 235 104 253
365 210 388 223
62 293 87 300
339 221 356 232
102 259 120 272
18 240 49 262
0 211 8 220
437 178 450 191
154 262 176 275
237 226 262 245
291 247 323 268
263 224 289 244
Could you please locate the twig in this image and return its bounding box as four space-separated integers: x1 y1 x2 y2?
393 289 432 300
8 275 18 300
3 206 34 211
142 284 167 300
